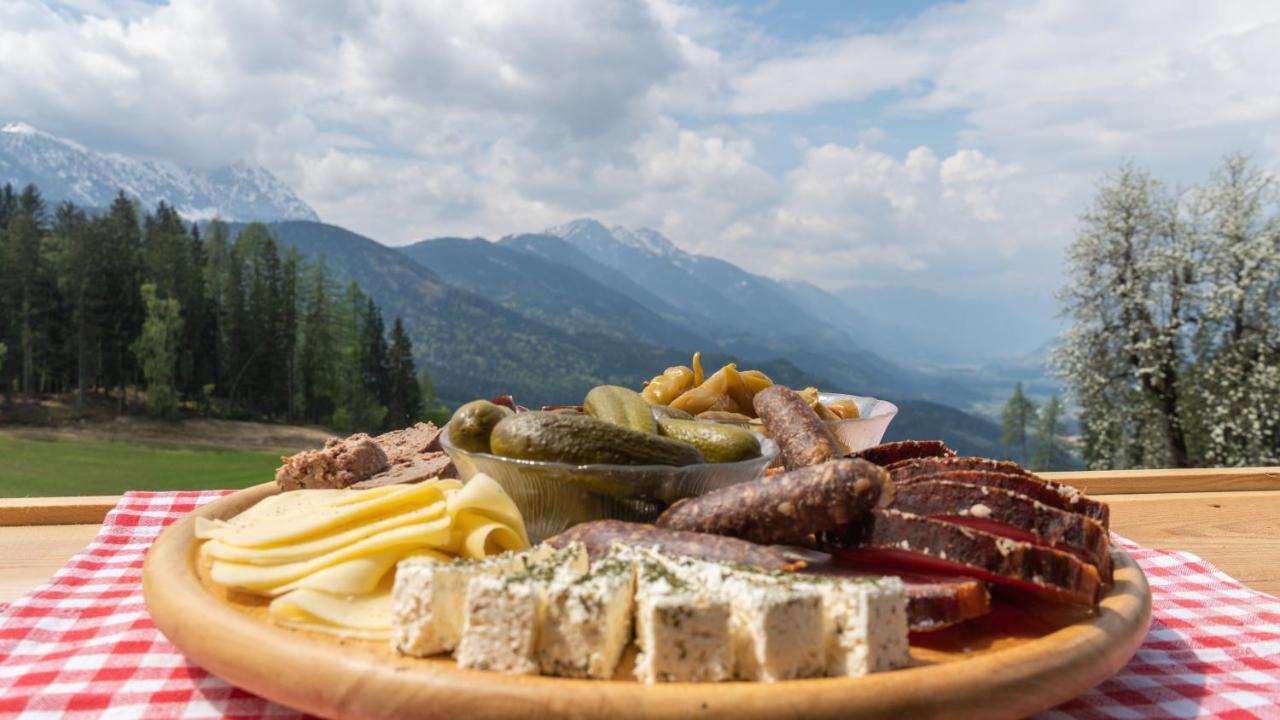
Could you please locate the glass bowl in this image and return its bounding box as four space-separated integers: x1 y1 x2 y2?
440 428 779 543
819 392 899 453
697 391 898 454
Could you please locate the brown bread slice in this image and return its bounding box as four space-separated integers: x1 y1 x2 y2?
805 562 991 632
889 459 1110 529
826 509 1101 606
849 440 956 467
900 573 992 632
887 480 1112 583
886 455 1029 479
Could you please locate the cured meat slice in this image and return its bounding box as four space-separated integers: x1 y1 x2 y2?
887 480 1112 583
890 460 1110 529
825 509 1101 606
546 520 804 572
850 440 956 467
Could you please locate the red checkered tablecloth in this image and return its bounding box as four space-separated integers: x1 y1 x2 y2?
1 491 1278 719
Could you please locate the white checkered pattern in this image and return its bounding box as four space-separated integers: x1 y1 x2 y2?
1 492 1277 719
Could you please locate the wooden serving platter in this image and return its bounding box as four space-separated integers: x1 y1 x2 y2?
143 482 1152 720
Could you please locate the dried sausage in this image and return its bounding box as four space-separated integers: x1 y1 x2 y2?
655 458 888 546
545 520 804 572
752 385 843 470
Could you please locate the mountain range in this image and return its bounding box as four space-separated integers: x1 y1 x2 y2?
1 122 318 222
1 123 1042 455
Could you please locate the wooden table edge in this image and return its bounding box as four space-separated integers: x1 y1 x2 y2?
3 467 1277 527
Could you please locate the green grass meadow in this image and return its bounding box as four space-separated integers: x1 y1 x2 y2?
0 432 282 497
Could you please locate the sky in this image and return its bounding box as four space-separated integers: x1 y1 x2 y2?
4 0 1280 306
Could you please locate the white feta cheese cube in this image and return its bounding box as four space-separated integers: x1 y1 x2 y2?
632 555 731 684
391 544 573 657
538 556 635 679
454 574 542 674
454 544 589 675
721 580 825 682
655 552 824 682
798 574 910 676
647 551 909 678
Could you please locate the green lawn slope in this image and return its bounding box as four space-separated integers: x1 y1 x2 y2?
0 432 281 497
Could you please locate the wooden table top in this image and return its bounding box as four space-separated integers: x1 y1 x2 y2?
1 468 1278 604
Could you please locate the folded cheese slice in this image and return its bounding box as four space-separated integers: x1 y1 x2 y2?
202 500 447 565
269 583 394 640
210 516 453 593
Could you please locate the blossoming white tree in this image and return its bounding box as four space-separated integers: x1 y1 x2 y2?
1055 156 1279 469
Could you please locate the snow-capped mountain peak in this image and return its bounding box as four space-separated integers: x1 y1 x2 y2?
0 121 319 222
610 226 679 257
544 218 685 262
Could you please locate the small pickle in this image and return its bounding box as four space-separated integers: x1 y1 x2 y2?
670 363 743 415
825 397 861 420
798 387 841 421
739 369 774 396
656 418 762 463
641 365 695 405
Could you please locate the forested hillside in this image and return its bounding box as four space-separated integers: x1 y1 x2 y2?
0 185 428 432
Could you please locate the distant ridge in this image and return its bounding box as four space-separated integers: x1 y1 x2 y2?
0 121 319 222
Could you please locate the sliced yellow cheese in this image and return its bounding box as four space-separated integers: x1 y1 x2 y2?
202 500 447 565
269 585 393 640
450 511 530 560
210 516 452 592
200 482 448 548
447 474 529 548
201 474 531 638
195 487 407 540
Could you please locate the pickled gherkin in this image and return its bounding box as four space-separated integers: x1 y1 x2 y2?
489 412 704 467
656 418 762 464
584 385 657 434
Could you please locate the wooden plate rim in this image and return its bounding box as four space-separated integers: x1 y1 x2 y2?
143 482 1152 720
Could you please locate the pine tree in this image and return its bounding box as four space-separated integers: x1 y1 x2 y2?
99 193 144 412
361 297 392 410
1030 395 1068 470
50 203 99 410
999 383 1038 464
417 365 449 425
331 282 385 432
133 283 184 419
221 240 251 414
203 219 232 397
385 317 423 429
1 187 46 400
236 224 286 417
299 257 339 423
280 245 301 420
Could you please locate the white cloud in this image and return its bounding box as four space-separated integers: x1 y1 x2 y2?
3 0 1280 302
